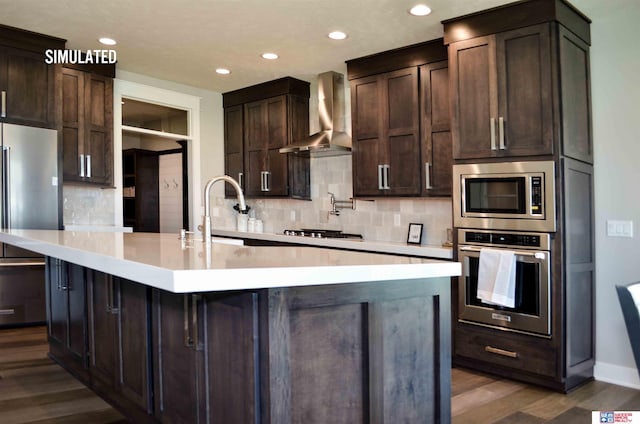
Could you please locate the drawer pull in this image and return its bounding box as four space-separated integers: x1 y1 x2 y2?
0 308 15 315
485 345 518 358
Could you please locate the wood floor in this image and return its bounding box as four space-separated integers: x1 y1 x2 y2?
1 326 639 423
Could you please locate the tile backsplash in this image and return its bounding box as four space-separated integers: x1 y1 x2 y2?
63 185 116 226
213 155 453 245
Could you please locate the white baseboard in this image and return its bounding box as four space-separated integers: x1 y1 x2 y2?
595 361 640 390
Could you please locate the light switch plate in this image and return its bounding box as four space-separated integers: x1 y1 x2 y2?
607 220 633 238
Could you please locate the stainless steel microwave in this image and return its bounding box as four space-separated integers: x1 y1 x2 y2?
453 161 556 232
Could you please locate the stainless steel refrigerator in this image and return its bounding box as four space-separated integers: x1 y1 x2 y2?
0 123 59 326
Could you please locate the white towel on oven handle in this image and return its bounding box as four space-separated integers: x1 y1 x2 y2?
477 248 516 308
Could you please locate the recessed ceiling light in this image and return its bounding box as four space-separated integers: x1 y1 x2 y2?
99 37 117 46
409 4 432 16
261 52 279 60
216 68 231 75
328 31 347 40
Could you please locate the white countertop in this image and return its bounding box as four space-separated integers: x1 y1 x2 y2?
0 230 460 294
211 229 453 259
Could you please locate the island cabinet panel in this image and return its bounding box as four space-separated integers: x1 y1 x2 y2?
152 290 258 424
87 274 154 423
46 259 89 384
152 291 205 423
260 278 451 424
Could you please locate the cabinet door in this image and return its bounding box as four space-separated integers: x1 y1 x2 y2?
265 96 288 195
88 270 117 390
288 94 311 199
351 75 384 196
420 61 452 197
0 47 56 128
450 36 498 159
84 74 113 185
62 68 85 182
116 278 152 413
559 26 592 164
66 263 87 375
205 292 258 424
385 68 420 196
47 258 67 347
244 100 267 196
496 24 553 157
224 105 244 196
152 290 204 423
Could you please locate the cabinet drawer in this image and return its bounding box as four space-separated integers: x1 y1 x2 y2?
455 324 556 377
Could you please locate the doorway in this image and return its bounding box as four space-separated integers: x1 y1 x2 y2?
113 80 202 232
121 99 189 232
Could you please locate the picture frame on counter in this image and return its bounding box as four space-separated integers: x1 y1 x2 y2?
407 223 423 245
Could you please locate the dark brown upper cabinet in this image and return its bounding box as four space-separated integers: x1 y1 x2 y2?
351 68 420 197
347 39 449 197
223 77 310 199
420 60 452 197
62 66 114 186
444 0 593 163
0 25 65 129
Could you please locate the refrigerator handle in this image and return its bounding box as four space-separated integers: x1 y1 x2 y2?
86 155 91 178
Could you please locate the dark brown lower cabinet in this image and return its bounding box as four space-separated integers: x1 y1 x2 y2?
48 259 451 423
87 272 153 423
47 259 89 384
152 290 258 423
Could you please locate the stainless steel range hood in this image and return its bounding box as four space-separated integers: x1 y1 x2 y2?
280 71 351 156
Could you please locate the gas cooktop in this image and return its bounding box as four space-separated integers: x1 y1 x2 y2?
283 229 363 240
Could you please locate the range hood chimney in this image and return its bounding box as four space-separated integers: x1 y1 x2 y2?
280 71 351 156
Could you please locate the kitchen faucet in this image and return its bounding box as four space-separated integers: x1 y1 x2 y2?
203 175 246 245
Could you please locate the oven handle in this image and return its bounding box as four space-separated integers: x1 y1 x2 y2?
459 245 546 260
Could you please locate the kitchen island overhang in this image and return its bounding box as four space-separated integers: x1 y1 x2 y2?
0 229 460 424
0 229 460 292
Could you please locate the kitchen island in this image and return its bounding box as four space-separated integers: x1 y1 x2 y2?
0 229 460 424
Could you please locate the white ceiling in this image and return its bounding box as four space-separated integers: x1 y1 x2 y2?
0 0 607 93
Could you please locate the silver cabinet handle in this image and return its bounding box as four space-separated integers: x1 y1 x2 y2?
425 162 433 190
238 172 243 190
86 155 91 178
378 165 384 190
490 118 497 150
384 164 391 190
264 171 270 192
183 294 200 349
79 154 85 177
498 117 505 150
485 345 518 358
0 308 15 315
0 261 45 267
1 91 5 118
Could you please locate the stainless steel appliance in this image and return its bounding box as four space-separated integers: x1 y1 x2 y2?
457 228 551 337
453 161 556 232
0 123 59 326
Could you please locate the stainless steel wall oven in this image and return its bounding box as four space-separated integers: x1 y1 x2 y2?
457 229 551 337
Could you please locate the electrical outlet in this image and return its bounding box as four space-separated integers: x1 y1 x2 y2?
607 220 633 238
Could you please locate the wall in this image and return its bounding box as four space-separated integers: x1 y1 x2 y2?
573 0 640 389
213 155 453 245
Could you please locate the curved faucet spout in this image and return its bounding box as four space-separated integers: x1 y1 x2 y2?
203 175 246 244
